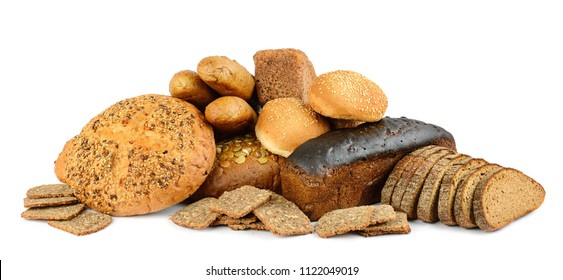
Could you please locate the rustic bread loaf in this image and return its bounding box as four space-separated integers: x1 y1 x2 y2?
55 94 216 216
281 117 456 221
189 133 284 200
473 168 545 232
253 48 316 105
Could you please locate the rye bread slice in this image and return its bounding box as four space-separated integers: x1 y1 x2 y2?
399 148 455 219
454 163 503 228
381 145 439 205
473 168 545 232
438 158 487 225
417 154 471 223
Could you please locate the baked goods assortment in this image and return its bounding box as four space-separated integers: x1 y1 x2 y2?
21 48 545 236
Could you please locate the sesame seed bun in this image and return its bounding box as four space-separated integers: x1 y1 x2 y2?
255 97 330 158
307 70 388 122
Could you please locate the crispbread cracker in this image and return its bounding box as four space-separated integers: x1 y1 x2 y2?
253 193 312 236
170 197 220 229
228 221 267 231
21 203 85 220
315 206 374 238
212 214 258 226
23 196 79 208
358 211 411 237
211 185 271 218
26 184 75 199
48 210 112 236
370 205 397 224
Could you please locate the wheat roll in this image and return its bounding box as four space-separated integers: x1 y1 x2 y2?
168 70 218 110
308 70 388 122
255 97 330 157
197 56 255 101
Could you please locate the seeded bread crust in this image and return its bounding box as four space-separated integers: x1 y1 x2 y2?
438 158 487 225
55 94 216 216
454 164 503 228
473 168 545 232
417 154 471 223
399 148 456 219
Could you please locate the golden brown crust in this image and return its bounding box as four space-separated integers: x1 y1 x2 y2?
169 70 218 110
255 97 331 157
197 56 255 101
308 70 388 122
54 94 215 216
204 96 257 135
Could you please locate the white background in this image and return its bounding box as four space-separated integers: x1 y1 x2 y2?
1 1 562 279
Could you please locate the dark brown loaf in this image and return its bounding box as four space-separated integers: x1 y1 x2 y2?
281 117 456 221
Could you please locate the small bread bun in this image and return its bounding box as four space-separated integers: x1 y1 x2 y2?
168 70 218 110
308 70 388 122
255 97 330 157
197 56 255 101
205 96 257 136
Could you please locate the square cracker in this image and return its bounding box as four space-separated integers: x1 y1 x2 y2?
228 221 267 231
210 185 271 218
23 196 79 208
253 193 313 236
315 206 374 238
26 184 75 199
370 204 397 224
358 211 411 237
48 210 112 236
170 197 220 229
212 214 258 226
21 204 85 220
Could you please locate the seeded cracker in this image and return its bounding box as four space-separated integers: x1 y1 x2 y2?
23 196 79 208
210 185 271 218
315 206 374 238
228 221 268 231
48 210 112 236
370 205 397 224
26 184 75 199
253 193 313 236
212 214 258 226
170 197 220 229
21 204 85 220
358 211 411 237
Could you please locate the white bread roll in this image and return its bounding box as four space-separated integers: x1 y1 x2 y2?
308 70 388 122
255 97 330 157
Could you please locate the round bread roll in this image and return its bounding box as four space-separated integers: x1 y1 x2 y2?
54 94 216 216
255 97 331 157
197 56 255 101
204 96 257 136
190 133 284 200
308 70 388 122
169 70 218 110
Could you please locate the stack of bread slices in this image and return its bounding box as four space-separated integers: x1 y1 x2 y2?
381 145 545 231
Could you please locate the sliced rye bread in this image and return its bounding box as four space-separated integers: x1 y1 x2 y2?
417 153 471 223
390 145 448 210
438 157 487 225
473 167 545 232
454 163 503 228
399 148 456 219
381 145 439 205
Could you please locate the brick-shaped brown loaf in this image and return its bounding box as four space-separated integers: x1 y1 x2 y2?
281 117 456 221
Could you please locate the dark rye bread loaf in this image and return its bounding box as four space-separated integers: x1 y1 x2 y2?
280 117 456 221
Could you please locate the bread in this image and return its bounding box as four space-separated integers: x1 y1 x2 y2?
328 118 366 129
473 168 545 232
399 148 456 219
168 69 218 110
307 70 388 122
454 163 503 228
280 117 456 221
253 48 316 105
255 97 331 157
204 96 257 136
438 158 487 225
54 94 216 216
197 56 255 101
416 153 470 223
189 133 284 200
